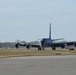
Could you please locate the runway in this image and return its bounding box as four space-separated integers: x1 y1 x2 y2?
0 55 76 75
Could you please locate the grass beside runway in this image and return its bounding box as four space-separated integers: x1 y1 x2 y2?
0 48 76 58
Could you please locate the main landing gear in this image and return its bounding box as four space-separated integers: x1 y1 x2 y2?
52 47 56 50
38 47 45 51
38 46 56 51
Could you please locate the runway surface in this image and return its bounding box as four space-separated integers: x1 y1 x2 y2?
0 55 76 75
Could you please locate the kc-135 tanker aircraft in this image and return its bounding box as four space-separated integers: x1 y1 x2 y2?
15 24 76 50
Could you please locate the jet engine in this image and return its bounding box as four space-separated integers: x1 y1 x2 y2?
61 44 65 49
73 42 76 47
15 43 20 48
26 44 31 49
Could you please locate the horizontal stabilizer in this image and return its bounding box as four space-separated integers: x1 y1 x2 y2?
52 38 65 41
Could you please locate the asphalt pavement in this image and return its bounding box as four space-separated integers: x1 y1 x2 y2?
0 55 76 75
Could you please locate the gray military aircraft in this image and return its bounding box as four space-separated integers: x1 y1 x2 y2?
15 24 76 50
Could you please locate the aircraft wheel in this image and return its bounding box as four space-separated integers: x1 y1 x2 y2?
69 48 74 50
52 47 56 50
38 47 41 51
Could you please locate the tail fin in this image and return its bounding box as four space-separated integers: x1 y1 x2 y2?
49 23 51 39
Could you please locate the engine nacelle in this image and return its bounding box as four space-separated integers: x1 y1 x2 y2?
61 44 65 49
73 42 76 47
15 43 20 48
26 44 31 49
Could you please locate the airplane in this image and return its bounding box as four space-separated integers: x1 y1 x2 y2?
15 23 76 50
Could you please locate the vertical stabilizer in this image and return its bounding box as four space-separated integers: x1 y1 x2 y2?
49 23 51 39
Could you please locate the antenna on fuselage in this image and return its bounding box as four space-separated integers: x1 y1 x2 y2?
49 23 51 39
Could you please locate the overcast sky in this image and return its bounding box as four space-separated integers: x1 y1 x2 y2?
0 0 76 42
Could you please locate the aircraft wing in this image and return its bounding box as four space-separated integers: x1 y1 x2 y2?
50 41 76 49
52 38 64 41
30 44 41 48
15 43 26 48
15 43 41 49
